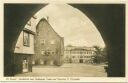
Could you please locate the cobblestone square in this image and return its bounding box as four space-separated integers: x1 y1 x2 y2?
15 63 107 77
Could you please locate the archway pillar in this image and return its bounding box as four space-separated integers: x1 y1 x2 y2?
107 45 125 77
4 51 14 76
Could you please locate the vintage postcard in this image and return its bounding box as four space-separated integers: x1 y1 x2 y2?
0 0 127 82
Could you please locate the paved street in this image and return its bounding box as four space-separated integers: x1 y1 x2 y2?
15 63 107 77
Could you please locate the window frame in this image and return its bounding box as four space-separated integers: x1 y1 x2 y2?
23 31 30 47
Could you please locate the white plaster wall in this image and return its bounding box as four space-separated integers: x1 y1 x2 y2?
14 17 37 54
14 31 34 54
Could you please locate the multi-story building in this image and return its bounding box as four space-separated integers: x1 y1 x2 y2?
14 16 37 74
64 45 95 63
14 16 64 74
34 18 64 66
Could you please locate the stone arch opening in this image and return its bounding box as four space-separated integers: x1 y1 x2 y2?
4 4 125 77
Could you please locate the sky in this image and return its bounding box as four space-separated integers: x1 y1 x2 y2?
34 4 105 47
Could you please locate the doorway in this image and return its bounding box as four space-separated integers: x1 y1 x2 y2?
22 58 29 73
79 59 83 63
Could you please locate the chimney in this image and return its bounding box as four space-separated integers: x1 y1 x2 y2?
46 16 49 22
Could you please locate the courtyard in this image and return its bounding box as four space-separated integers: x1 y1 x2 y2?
15 63 107 77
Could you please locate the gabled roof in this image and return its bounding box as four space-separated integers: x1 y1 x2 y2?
37 18 63 38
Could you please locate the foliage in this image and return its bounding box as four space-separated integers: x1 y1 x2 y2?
53 59 63 66
92 46 107 64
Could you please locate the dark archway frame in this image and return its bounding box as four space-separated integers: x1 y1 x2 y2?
4 4 125 77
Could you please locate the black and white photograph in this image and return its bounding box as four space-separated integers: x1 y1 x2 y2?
4 3 125 79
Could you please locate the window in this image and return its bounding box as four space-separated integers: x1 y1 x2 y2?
47 52 50 55
41 50 45 55
41 40 45 45
72 56 75 58
52 51 55 54
36 30 39 36
89 51 91 54
45 50 52 55
23 31 30 47
50 40 55 44
80 56 83 58
87 51 88 54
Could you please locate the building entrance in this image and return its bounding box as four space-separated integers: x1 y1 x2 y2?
79 59 83 63
22 59 29 73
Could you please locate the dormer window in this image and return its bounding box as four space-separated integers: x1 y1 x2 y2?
27 20 31 26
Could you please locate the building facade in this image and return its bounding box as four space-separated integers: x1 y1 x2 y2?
34 18 64 66
64 45 95 63
14 16 37 74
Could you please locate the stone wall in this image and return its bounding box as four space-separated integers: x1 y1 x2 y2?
34 18 64 65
